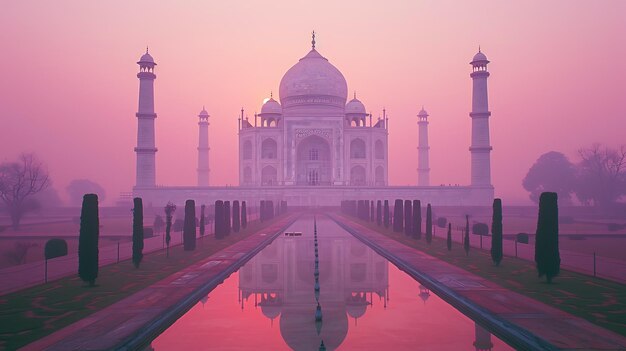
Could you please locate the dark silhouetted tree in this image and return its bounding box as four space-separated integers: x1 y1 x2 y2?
0 153 50 230
404 200 412 236
425 204 432 244
183 200 196 251
215 200 224 239
233 200 241 232
383 200 390 228
464 215 470 256
200 205 206 236
241 201 248 229
491 198 503 266
393 199 403 233
78 194 99 287
446 223 452 251
224 201 231 236
45 238 68 259
523 151 576 205
370 200 375 222
164 202 176 257
535 192 560 283
376 200 382 226
132 197 144 268
260 200 266 222
413 200 421 240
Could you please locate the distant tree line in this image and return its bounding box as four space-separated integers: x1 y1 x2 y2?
524 144 626 210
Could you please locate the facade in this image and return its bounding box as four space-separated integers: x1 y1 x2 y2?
132 38 494 207
238 44 388 187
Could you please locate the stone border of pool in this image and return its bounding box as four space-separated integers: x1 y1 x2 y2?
330 214 626 351
20 214 299 351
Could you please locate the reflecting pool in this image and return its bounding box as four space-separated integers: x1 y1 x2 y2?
150 216 513 350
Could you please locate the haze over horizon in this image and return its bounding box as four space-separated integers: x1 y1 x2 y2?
1 1 625 205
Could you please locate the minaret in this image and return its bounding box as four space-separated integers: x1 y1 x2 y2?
417 107 430 186
469 48 493 187
135 47 157 188
197 107 210 186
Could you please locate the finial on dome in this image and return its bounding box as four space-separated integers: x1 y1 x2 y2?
354 91 356 99
270 91 273 99
478 45 481 53
146 46 149 54
311 30 316 50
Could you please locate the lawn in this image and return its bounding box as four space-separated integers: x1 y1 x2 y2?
0 215 293 350
340 215 626 337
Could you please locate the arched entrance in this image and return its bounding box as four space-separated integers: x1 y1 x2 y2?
296 135 331 186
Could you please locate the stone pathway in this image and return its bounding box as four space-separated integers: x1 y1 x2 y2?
331 214 626 351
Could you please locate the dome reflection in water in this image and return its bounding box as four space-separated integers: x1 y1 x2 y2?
151 216 513 350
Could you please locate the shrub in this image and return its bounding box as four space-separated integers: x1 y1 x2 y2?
413 200 421 240
516 233 529 244
383 200 390 228
491 198 503 266
143 227 154 238
464 215 470 256
78 194 99 287
376 200 382 226
241 201 247 229
215 200 224 239
200 205 206 236
472 223 489 236
425 204 432 244
45 238 67 260
153 215 164 233
446 223 452 251
535 192 560 283
183 200 196 251
173 219 184 232
404 200 412 236
164 202 176 257
233 200 241 233
224 201 231 236
393 199 403 233
132 198 144 268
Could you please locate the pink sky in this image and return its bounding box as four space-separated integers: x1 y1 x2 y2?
1 1 625 205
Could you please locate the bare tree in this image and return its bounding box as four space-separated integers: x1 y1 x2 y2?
0 154 50 230
576 144 626 208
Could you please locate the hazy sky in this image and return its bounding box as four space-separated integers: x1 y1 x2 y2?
1 1 625 205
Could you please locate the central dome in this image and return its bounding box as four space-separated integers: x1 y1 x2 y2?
279 49 348 107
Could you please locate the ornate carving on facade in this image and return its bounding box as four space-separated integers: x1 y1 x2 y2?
295 128 333 141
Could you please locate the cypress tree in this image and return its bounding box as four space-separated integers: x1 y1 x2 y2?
404 200 412 236
535 192 560 283
425 203 432 244
214 200 224 239
260 200 266 222
491 198 503 266
383 200 390 228
376 200 382 226
183 200 196 251
200 204 206 237
132 197 144 268
464 215 470 256
224 201 231 236
78 194 99 287
393 199 403 232
412 200 421 240
370 200 375 222
233 200 241 233
164 202 176 257
241 201 248 229
447 223 452 251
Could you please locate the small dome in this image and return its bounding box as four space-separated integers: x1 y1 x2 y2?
138 50 155 64
418 106 429 117
260 97 282 115
199 107 209 117
471 50 489 65
345 97 366 115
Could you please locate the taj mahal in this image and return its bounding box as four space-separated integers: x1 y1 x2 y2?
132 34 494 207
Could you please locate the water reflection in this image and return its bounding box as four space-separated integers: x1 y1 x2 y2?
151 217 512 350
238 219 388 350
